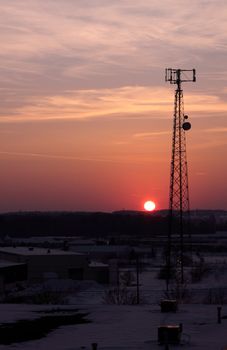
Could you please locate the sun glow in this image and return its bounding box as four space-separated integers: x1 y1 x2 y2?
144 200 156 212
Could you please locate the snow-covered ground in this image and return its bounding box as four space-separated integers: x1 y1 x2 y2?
2 252 227 349
0 303 227 349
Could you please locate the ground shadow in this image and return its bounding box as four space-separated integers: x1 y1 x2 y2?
0 310 90 345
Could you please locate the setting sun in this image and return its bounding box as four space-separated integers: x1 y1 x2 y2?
144 200 156 212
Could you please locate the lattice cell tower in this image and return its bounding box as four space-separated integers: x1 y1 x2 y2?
165 68 196 289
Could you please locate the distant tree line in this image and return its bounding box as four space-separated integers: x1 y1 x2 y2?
0 211 219 238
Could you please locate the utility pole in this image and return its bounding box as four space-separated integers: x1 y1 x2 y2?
165 68 196 290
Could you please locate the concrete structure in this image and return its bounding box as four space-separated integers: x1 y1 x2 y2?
85 262 109 284
70 244 131 261
0 247 87 282
0 260 27 298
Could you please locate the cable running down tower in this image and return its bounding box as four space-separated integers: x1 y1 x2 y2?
165 68 196 290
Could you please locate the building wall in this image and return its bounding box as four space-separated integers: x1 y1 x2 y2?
27 254 87 281
85 266 109 284
0 275 4 297
0 248 111 284
0 249 88 282
1 264 27 284
0 251 25 263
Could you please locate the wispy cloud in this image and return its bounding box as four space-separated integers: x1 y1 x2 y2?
190 139 227 150
133 131 170 138
0 86 172 122
0 149 163 165
0 84 226 123
0 0 227 123
204 127 227 133
0 150 128 164
0 0 227 211
195 172 206 176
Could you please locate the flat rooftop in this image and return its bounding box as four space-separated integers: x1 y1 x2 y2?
89 261 108 267
0 247 83 256
0 260 26 268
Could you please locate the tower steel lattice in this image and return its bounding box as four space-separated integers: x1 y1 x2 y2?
165 68 196 290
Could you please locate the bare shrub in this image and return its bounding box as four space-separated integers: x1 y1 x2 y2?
163 277 191 303
191 256 210 283
203 288 227 305
120 271 135 287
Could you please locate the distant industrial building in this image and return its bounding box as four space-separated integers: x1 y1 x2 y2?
0 247 109 289
0 260 27 296
70 244 131 261
0 247 87 282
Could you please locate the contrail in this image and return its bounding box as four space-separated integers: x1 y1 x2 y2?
0 151 136 164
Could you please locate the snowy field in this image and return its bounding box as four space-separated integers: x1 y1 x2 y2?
1 263 227 350
1 249 227 349
0 303 227 349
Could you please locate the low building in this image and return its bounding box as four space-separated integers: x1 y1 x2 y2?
70 244 131 261
85 261 109 284
0 260 27 297
0 247 87 283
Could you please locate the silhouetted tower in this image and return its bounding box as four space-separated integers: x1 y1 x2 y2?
165 68 196 290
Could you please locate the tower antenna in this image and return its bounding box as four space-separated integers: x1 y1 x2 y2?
165 68 196 291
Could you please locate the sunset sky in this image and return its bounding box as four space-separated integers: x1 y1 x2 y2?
0 0 227 212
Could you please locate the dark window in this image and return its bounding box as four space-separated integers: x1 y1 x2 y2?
68 268 84 280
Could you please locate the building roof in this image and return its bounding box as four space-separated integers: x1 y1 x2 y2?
0 260 26 268
89 261 108 267
71 245 130 253
0 247 83 256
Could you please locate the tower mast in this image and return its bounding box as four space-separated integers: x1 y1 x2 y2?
165 68 196 290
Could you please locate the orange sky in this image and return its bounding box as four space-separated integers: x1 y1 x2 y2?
0 0 227 211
